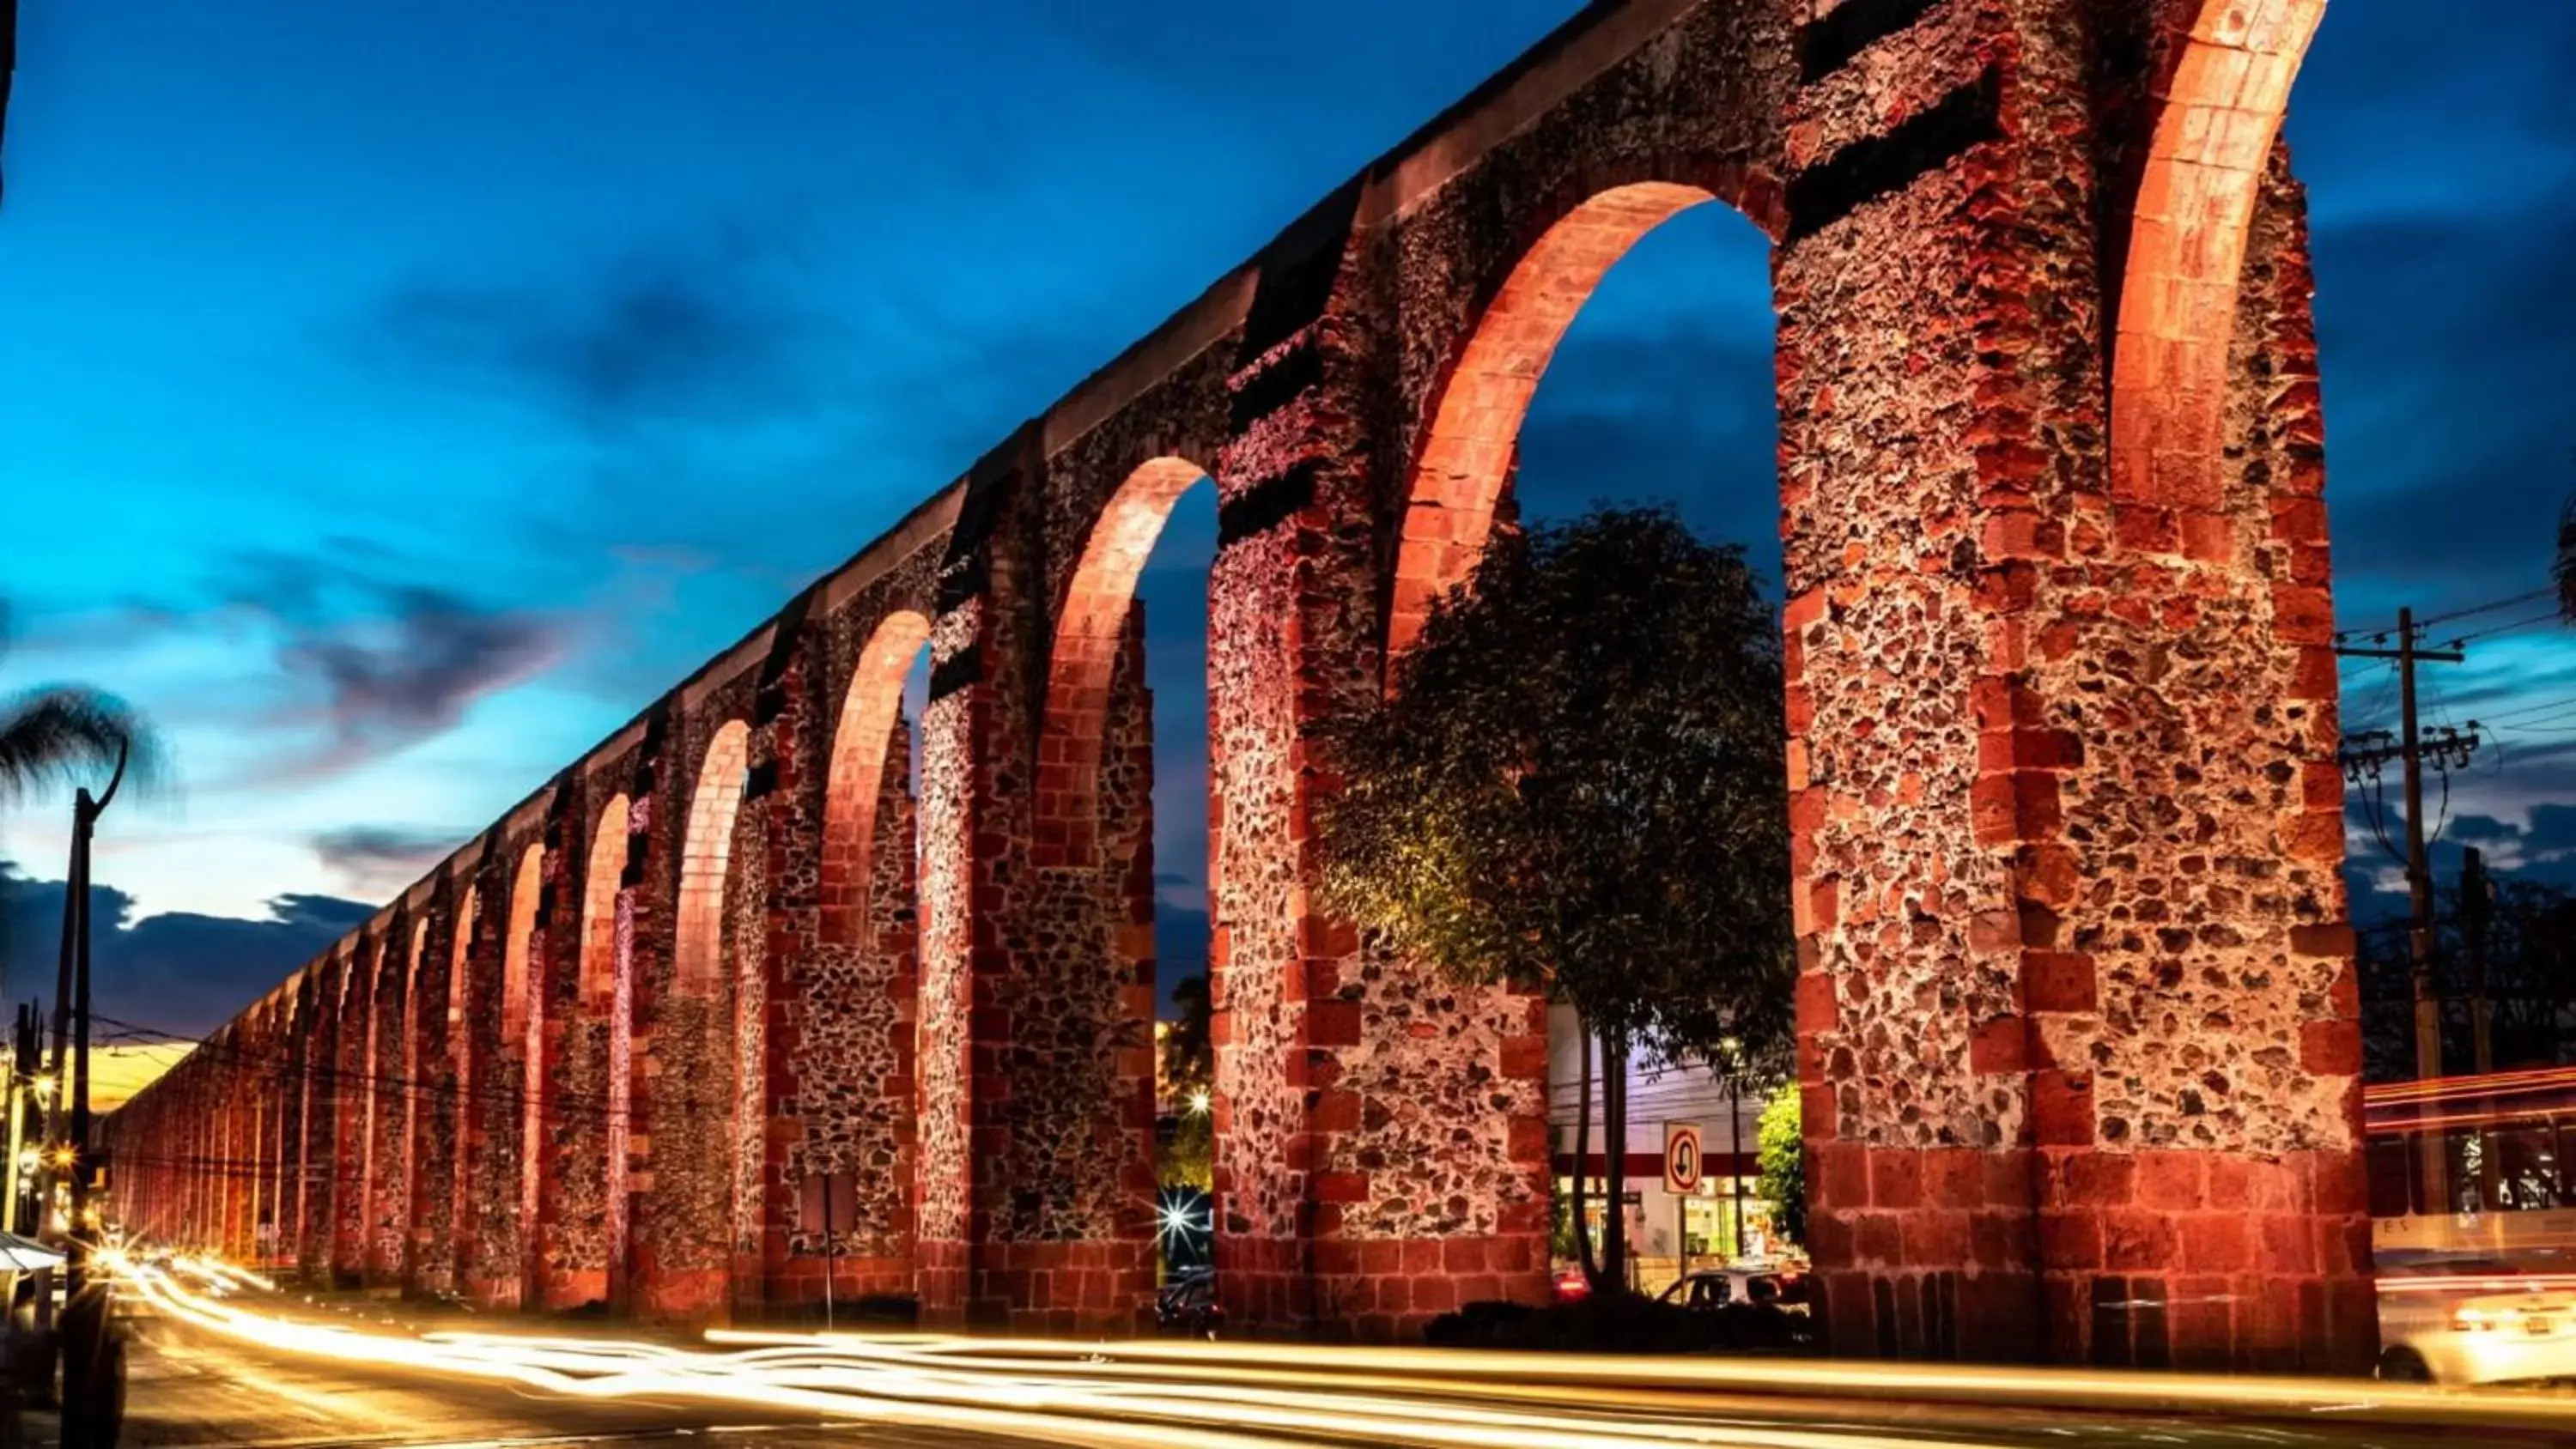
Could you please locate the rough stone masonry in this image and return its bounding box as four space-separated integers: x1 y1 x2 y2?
105 0 2364 1369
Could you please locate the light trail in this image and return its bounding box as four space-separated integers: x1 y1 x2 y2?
109 1250 2576 1445
113 1252 1980 1449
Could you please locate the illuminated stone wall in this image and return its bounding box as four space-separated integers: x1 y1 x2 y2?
106 0 2363 1366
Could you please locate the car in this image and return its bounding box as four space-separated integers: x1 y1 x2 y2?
2380 1287 2576 1390
2380 1261 2576 1379
1657 1264 1809 1314
2380 1283 2576 1384
1156 1267 1222 1337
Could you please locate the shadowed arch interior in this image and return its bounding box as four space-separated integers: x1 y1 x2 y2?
447 881 480 1281
507 840 548 1302
1037 456 1212 867
1390 180 1728 658
582 797 631 1005
502 844 544 1054
677 720 753 995
823 611 933 946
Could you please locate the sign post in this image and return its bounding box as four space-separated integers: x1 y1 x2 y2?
1663 1125 1702 1290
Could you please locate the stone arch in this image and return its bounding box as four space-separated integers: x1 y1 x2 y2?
396 917 428 1283
446 879 479 1287
2110 0 2324 514
1391 179 1764 658
448 883 478 1028
502 842 545 1058
677 720 752 996
581 797 631 1006
1037 456 1214 867
822 611 933 946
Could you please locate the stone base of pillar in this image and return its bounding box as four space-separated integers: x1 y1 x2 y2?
537 1268 608 1313
463 1275 524 1312
1218 1234 1306 1335
630 1265 725 1324
1810 1143 2375 1371
2035 1148 2376 1374
1306 1233 1549 1343
757 1253 913 1313
964 1239 1152 1336
914 1239 966 1328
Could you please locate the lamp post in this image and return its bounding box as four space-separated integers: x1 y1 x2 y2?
46 740 128 1300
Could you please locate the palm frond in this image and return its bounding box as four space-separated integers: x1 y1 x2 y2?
0 686 168 804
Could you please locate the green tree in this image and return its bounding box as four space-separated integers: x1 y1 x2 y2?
1314 507 1794 1293
1756 1081 1805 1250
0 607 161 809
1157 974 1214 1191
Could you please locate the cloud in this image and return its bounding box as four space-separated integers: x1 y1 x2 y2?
0 861 371 1041
2311 183 2576 614
311 825 466 898
365 217 842 434
276 585 559 773
137 548 572 783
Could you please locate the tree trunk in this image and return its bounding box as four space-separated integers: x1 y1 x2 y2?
1600 1023 1628 1294
1572 1020 1600 1288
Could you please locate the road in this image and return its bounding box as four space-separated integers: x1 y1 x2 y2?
87 1263 2576 1449
118 1313 981 1448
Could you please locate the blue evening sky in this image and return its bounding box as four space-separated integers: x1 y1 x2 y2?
2 2 2572 1033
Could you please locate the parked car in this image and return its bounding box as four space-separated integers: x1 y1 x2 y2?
1157 1267 1221 1337
1657 1264 1809 1314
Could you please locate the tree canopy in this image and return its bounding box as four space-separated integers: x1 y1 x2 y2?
1314 506 1795 1067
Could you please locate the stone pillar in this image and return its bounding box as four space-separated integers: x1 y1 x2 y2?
1788 0 2367 1371
414 884 468 1298
333 948 372 1286
457 856 509 1306
521 817 575 1309
299 962 337 1280
278 980 310 1272
914 469 1019 1326
543 784 630 1313
631 710 752 1324
368 931 410 1285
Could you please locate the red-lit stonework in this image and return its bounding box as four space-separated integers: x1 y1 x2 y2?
101 0 2364 1367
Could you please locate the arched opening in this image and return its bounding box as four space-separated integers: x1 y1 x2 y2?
1390 180 1783 1301
2110 0 2324 513
397 919 427 1283
572 792 630 1311
1038 457 1212 868
505 840 546 1304
582 797 631 1007
788 609 936 1305
823 611 933 946
1037 455 1218 1309
446 882 479 1292
1390 181 1716 658
677 720 752 996
502 844 545 1054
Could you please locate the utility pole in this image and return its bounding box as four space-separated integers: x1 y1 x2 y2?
2336 607 2471 1081
2464 846 2494 1075
2339 607 2474 1216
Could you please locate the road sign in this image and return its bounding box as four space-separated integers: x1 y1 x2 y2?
1663 1124 1703 1195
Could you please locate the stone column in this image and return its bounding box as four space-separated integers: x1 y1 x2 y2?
299 962 337 1280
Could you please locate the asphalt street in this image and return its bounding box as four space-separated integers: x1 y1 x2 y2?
71 1281 2576 1449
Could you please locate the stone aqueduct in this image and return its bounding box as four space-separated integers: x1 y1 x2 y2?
106 0 2363 1367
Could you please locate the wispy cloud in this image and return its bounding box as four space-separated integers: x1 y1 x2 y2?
310 823 467 898
362 216 842 436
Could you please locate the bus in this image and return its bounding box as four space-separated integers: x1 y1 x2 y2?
2366 1066 2576 1379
